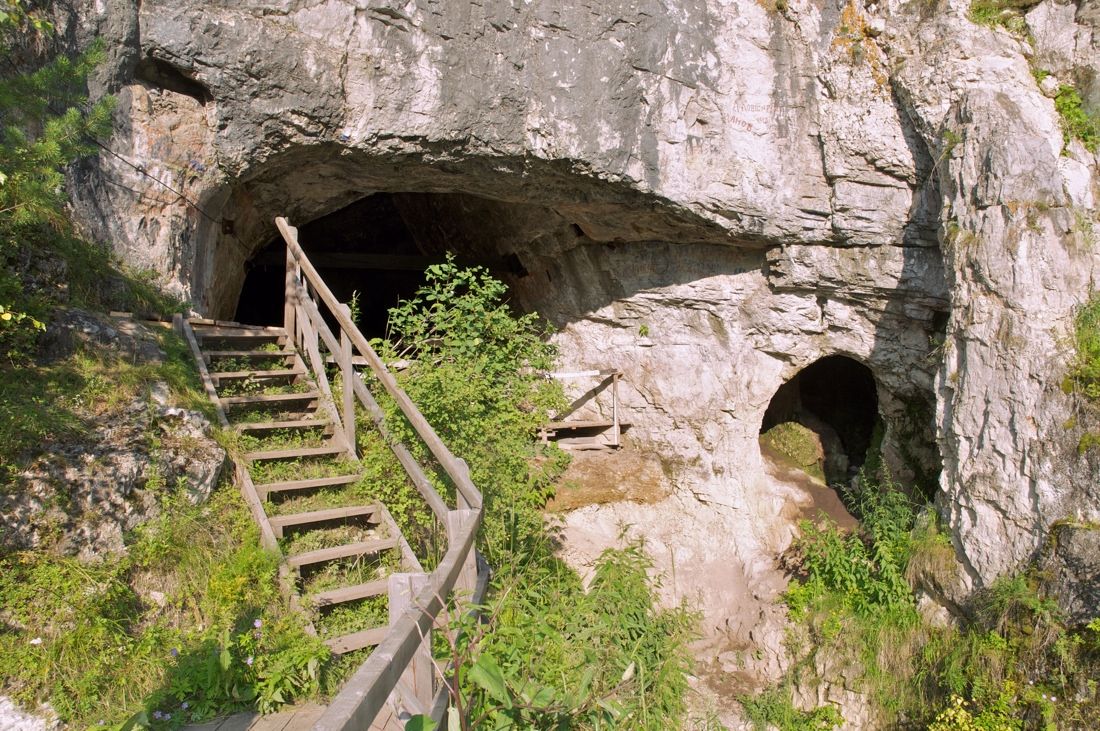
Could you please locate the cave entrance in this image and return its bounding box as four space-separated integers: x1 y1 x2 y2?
760 355 881 486
234 193 524 339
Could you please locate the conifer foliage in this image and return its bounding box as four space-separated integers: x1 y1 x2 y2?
0 0 114 356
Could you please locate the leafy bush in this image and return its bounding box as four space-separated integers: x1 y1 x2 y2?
422 545 696 731
786 469 917 617
373 254 567 564
1067 293 1100 401
778 464 1100 727
1054 84 1100 153
968 0 1029 35
375 260 696 729
740 686 841 731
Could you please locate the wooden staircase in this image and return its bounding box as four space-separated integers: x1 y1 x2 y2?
184 320 421 657
178 217 488 731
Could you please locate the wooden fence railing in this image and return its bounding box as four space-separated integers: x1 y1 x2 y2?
275 217 486 729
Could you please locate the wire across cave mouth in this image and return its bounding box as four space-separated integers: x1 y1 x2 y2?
761 355 881 485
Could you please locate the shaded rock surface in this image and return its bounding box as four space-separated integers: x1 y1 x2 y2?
1040 522 1100 625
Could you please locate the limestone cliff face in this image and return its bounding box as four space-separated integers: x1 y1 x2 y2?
56 0 1099 595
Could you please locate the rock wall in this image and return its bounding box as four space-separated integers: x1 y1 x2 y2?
53 0 1100 595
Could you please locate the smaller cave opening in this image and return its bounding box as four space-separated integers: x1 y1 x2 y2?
135 56 212 104
760 355 881 486
234 193 528 340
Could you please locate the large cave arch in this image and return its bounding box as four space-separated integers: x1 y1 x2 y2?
232 192 529 338
760 355 882 486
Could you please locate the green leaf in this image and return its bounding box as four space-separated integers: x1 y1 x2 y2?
469 654 511 707
118 710 150 731
405 715 437 731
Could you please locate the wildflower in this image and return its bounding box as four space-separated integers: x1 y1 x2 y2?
170 647 179 658
181 701 189 710
1051 696 1057 702
246 655 254 666
253 618 263 629
152 711 164 720
29 637 42 645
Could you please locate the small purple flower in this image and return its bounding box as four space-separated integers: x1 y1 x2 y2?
170 647 179 658
181 701 189 710
152 711 164 721
245 655 254 666
164 714 171 722
253 618 262 629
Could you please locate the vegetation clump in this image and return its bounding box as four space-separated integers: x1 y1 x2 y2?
746 461 1100 728
1067 293 1100 403
0 485 329 727
1053 84 1100 154
761 422 827 483
968 0 1030 35
373 257 698 729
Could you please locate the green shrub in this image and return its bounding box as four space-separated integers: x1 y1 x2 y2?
376 260 695 729
373 254 568 565
740 687 842 731
968 0 1028 34
786 469 917 617
423 545 696 731
1054 85 1100 153
1068 294 1100 401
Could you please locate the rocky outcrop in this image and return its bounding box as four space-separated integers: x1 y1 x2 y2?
0 310 225 560
51 0 1098 615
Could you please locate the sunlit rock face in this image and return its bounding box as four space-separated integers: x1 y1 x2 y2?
55 0 1098 601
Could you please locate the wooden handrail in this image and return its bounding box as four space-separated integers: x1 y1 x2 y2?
277 217 482 511
273 217 485 730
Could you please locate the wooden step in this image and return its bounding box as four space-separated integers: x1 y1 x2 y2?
204 349 295 360
269 505 379 537
235 418 330 432
211 368 305 381
310 578 388 608
220 391 320 407
324 626 388 654
287 538 399 569
541 420 632 431
256 474 360 497
195 326 286 339
190 319 284 332
245 445 345 462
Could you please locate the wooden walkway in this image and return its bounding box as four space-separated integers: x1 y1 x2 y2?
183 703 325 731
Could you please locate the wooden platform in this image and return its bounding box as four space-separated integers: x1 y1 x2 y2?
181 702 325 731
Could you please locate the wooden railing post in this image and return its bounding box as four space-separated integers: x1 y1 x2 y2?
339 304 356 459
284 238 298 341
389 572 433 710
446 508 478 597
